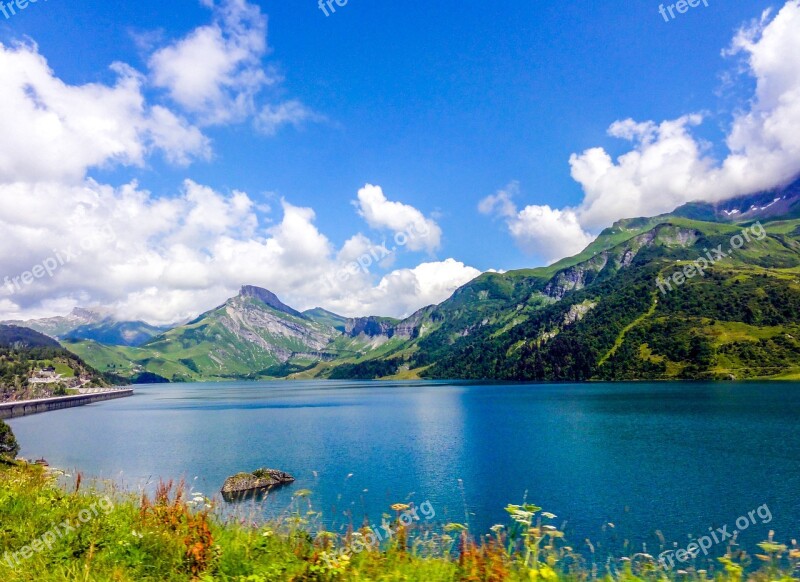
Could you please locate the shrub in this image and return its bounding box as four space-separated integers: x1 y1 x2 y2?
0 419 19 459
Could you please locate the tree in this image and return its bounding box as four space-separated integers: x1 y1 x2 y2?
0 419 20 460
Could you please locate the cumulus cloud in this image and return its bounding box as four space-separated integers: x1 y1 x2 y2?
485 0 800 262
0 43 210 184
0 180 480 323
0 3 479 324
479 182 593 264
149 0 267 123
569 113 712 229
354 184 443 253
149 0 320 134
377 259 481 313
335 259 482 318
571 1 800 223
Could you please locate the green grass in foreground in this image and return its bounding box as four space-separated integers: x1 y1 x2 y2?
0 463 798 581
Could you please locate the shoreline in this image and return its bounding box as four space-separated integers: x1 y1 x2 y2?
0 388 134 420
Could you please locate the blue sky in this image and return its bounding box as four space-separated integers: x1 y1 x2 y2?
1 0 798 321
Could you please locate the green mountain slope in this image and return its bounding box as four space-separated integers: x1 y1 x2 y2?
63 179 800 383
321 197 800 381
67 286 383 382
302 308 348 332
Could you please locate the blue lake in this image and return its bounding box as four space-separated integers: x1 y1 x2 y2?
9 381 800 560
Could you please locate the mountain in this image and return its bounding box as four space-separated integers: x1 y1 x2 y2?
65 286 372 382
62 178 800 383
316 180 800 382
302 308 348 332
3 308 167 347
238 285 304 318
671 178 800 223
62 320 169 347
3 308 106 338
0 324 121 402
0 325 61 348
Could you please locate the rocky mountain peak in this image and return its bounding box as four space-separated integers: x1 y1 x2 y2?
238 285 304 319
70 307 105 322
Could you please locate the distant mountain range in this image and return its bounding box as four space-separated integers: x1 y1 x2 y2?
56 286 416 383
3 308 168 347
8 178 800 383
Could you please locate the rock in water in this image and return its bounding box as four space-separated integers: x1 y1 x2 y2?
221 468 295 500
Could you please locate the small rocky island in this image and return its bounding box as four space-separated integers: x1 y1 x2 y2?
221 468 295 501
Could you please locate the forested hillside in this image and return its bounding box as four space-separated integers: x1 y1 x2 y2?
321 199 800 381
0 325 120 402
17 182 800 384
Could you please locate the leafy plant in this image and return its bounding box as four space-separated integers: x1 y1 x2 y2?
0 419 19 460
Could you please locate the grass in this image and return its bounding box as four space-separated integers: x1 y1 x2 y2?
704 321 797 344
764 219 800 235
598 289 660 368
0 462 798 582
50 362 75 379
770 368 800 380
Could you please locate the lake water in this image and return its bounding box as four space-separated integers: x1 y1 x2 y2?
8 381 800 561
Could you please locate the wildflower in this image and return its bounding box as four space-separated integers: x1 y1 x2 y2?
530 564 558 581
321 550 351 571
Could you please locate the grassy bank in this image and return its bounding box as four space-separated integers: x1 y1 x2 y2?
0 463 797 581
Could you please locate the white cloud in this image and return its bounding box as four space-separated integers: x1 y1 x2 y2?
485 1 800 263
149 0 319 134
0 181 480 323
324 259 482 319
571 0 800 227
0 42 209 184
256 100 323 136
478 181 518 218
381 259 482 313
149 0 268 124
479 182 593 264
508 206 594 263
0 2 476 324
354 184 443 252
569 113 712 229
